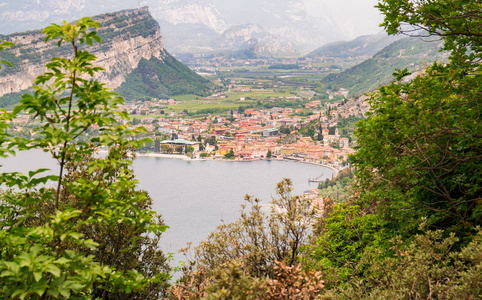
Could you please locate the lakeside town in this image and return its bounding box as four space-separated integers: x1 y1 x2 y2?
9 88 368 173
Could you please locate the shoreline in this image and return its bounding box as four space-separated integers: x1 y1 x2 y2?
137 153 190 160
135 152 341 175
287 159 339 176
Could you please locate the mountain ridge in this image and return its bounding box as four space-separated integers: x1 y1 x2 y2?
322 36 448 97
305 32 402 59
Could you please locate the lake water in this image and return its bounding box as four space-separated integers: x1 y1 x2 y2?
1 150 334 268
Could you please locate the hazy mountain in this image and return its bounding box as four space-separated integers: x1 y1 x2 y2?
305 32 403 58
0 0 381 56
150 0 343 54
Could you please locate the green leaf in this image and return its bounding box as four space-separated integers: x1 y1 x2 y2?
46 264 61 277
0 60 13 67
83 239 99 250
33 272 42 282
0 270 14 277
93 35 102 44
59 288 71 298
12 105 24 115
28 168 50 178
54 257 71 265
69 232 83 240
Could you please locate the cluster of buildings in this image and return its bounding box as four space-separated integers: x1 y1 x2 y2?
10 94 361 170
120 99 356 168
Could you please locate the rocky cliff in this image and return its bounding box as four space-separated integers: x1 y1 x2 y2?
0 7 162 97
0 7 213 105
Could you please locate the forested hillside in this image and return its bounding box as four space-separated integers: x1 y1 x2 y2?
115 53 215 101
322 36 448 97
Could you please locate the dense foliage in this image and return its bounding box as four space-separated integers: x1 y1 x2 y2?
170 179 317 297
353 62 482 240
317 167 353 200
310 0 482 297
0 19 170 299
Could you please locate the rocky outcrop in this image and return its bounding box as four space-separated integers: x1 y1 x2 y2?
213 24 296 57
0 7 164 97
336 95 371 119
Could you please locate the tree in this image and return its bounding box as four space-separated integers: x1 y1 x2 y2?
279 126 291 135
224 148 235 159
205 136 216 147
377 0 482 59
132 117 140 125
306 204 387 288
154 138 161 153
0 19 169 299
179 179 316 281
267 149 272 159
175 145 184 153
306 2 482 297
161 144 172 153
347 0 482 244
352 64 482 241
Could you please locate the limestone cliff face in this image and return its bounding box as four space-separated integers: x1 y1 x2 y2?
0 7 164 97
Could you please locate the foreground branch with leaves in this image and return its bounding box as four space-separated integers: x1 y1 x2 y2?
0 19 169 299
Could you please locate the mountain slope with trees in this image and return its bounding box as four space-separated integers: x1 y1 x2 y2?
115 52 215 101
322 35 448 97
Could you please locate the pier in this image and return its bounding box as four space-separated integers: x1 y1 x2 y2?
308 173 324 183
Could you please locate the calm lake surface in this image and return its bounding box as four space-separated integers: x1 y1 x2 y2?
1 150 334 267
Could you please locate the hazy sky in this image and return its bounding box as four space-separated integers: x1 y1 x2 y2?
303 0 384 38
0 0 384 36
